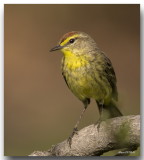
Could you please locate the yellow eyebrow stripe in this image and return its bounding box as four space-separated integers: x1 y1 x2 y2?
60 35 78 46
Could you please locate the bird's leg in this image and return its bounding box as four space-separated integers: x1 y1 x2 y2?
95 100 104 131
67 104 88 147
97 106 103 131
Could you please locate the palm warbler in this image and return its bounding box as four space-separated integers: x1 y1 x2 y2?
50 31 122 145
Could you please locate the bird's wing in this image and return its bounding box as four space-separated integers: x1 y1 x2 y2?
104 56 118 101
61 57 70 89
62 71 70 89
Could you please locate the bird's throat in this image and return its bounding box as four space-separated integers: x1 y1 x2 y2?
61 50 88 69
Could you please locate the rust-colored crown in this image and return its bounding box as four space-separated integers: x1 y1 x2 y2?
60 31 78 43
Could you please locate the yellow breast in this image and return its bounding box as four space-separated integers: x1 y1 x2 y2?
61 50 88 69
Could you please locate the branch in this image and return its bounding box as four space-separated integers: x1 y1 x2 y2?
29 115 140 156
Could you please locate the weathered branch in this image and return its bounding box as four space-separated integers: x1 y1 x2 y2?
30 115 140 156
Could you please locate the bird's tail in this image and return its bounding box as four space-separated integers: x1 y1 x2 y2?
97 100 123 121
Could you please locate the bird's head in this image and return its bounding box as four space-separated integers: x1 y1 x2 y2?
50 31 98 57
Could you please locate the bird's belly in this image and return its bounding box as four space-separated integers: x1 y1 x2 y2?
63 68 109 101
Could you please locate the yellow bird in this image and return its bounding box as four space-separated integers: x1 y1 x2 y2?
50 31 122 145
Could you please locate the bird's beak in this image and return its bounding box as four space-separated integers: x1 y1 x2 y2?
50 45 63 52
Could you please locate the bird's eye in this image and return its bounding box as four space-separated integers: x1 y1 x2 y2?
69 39 75 43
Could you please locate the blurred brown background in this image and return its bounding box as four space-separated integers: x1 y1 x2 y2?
4 4 140 156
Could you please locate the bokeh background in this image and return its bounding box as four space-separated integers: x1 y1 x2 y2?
4 4 140 156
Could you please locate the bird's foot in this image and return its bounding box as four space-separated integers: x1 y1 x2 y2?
67 127 78 148
94 119 102 132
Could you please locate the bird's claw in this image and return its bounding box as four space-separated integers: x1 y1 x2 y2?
67 127 78 148
94 119 101 132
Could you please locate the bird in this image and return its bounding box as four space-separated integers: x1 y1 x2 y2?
50 31 123 146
